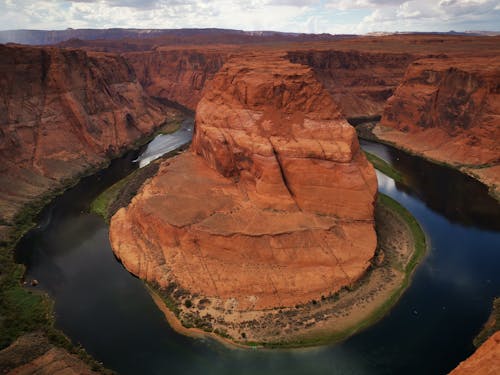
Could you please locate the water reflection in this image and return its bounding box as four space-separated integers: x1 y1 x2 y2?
361 139 500 231
13 138 500 375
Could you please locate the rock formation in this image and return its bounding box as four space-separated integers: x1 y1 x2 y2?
109 52 377 331
449 331 500 375
0 332 101 375
124 48 227 110
0 44 176 242
373 57 500 199
287 50 414 120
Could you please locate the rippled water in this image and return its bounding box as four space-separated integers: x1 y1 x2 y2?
15 136 500 375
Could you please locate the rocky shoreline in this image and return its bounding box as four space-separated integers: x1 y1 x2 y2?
357 122 500 202
145 193 427 348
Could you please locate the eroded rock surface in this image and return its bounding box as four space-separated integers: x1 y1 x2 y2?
0 332 101 375
110 53 377 318
374 57 500 199
0 44 176 240
287 50 414 119
125 48 227 111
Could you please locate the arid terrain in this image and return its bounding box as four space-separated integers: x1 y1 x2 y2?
0 30 499 373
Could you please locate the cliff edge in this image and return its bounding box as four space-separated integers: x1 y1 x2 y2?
373 57 500 200
109 52 378 342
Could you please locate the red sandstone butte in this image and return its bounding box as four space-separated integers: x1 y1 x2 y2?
109 52 377 312
449 331 500 375
374 57 500 198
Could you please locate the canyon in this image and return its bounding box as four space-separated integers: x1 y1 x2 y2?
0 31 499 372
0 44 179 245
109 52 379 341
373 56 500 199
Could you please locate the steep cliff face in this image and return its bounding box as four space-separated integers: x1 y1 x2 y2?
0 44 175 235
449 331 500 375
110 52 377 317
374 57 500 199
124 48 227 110
287 50 415 119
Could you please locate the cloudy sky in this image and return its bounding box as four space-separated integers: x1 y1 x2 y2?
1 0 499 34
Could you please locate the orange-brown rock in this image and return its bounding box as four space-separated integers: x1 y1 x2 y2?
374 57 500 199
0 44 175 238
449 331 500 375
110 52 377 316
287 50 415 119
0 332 101 375
124 48 227 110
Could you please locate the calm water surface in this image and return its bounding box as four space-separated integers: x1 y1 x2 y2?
15 136 500 375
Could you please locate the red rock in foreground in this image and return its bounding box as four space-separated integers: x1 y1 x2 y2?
449 331 500 375
374 57 500 199
110 52 377 316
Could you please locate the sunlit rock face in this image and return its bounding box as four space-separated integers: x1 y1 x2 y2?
110 52 377 311
374 57 500 198
0 44 172 236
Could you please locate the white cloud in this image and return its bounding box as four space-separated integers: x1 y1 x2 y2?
0 0 498 32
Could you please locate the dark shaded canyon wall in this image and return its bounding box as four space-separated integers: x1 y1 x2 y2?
286 50 415 119
124 48 228 111
0 44 174 239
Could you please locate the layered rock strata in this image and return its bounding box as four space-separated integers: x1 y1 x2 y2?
124 48 227 110
0 44 175 240
287 50 415 119
110 52 377 337
374 57 500 199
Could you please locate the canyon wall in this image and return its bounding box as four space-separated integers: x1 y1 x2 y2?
125 47 416 119
110 52 377 317
0 44 175 241
374 57 500 199
124 48 227 110
287 50 415 119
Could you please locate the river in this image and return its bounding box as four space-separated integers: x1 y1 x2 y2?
15 130 500 374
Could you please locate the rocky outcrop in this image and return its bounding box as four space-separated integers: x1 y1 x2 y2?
0 332 102 375
0 44 176 241
449 331 500 375
373 57 500 199
287 50 415 119
109 52 377 338
124 48 227 110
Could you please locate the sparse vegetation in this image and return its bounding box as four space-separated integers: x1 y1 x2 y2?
473 297 500 348
0 113 187 371
90 164 158 222
147 192 427 349
364 150 404 183
90 144 188 222
234 193 427 349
